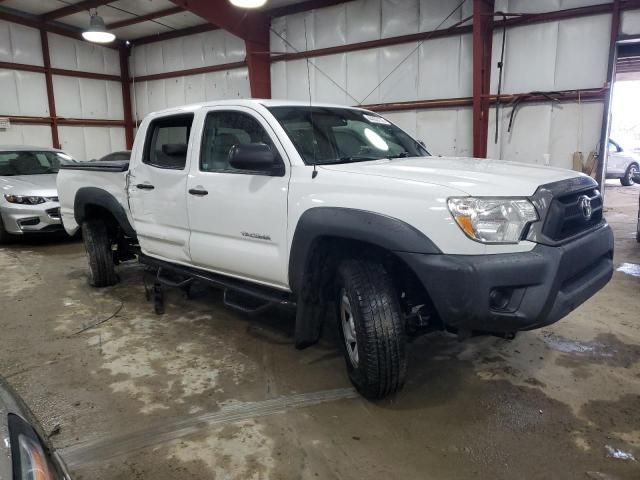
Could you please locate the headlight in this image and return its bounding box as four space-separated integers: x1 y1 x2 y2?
447 197 538 244
4 195 48 205
8 414 62 480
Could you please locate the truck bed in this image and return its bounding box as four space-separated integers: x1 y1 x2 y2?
57 161 131 236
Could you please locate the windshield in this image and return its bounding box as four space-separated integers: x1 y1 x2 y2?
267 106 429 165
0 151 75 176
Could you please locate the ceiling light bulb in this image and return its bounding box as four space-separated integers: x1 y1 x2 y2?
82 13 115 44
229 0 267 8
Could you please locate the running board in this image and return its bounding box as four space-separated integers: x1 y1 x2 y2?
138 253 296 311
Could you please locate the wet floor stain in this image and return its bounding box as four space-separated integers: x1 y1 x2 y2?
542 331 613 356
616 263 640 278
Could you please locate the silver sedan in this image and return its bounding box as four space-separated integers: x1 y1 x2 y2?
0 146 76 243
0 376 71 479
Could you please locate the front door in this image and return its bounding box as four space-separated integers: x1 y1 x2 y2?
187 107 290 289
128 113 194 263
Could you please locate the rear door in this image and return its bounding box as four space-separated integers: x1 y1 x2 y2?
128 113 194 263
186 106 290 289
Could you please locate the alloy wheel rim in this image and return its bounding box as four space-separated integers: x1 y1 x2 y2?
340 290 359 367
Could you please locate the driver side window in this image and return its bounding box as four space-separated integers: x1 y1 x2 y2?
200 111 279 173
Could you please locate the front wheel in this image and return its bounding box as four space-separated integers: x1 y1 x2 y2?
620 163 638 186
82 219 118 287
335 259 407 399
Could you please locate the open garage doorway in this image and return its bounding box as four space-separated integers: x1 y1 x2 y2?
605 39 640 243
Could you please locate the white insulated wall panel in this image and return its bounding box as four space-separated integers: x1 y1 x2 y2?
0 20 43 66
494 0 612 13
487 101 604 169
132 68 251 121
381 108 472 157
48 33 119 76
272 34 471 105
490 14 610 94
622 9 640 35
0 69 49 116
271 0 472 53
52 76 124 120
58 126 126 161
0 124 52 148
130 30 245 78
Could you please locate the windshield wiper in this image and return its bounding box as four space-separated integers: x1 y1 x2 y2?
387 151 414 159
324 156 382 165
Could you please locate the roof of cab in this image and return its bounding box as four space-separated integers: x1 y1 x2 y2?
148 99 369 117
0 145 65 152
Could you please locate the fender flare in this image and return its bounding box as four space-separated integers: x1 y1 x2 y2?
74 187 136 238
288 207 441 294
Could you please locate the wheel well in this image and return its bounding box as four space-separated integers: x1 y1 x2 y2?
301 236 439 322
82 204 120 238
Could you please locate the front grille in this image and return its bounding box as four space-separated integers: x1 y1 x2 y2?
542 187 603 241
46 207 61 219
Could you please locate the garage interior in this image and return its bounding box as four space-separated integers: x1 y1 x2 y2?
1 0 640 479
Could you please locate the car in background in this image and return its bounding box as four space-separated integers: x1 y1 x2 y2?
607 139 639 186
635 170 640 242
0 376 71 479
92 150 131 162
0 146 76 243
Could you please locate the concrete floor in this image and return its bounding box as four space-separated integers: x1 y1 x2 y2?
1 183 639 480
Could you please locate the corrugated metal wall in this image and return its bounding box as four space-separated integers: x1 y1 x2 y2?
0 20 126 160
270 0 615 169
130 29 250 121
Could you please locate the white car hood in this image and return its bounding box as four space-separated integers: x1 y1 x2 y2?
0 174 58 197
320 156 583 197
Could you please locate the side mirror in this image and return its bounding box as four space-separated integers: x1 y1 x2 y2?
229 143 277 173
163 143 188 156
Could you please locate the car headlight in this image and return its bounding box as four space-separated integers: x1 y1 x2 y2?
447 197 538 244
8 414 63 480
4 195 48 205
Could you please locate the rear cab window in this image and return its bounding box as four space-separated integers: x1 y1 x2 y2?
143 114 194 170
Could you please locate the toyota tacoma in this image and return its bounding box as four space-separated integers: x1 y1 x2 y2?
57 100 614 399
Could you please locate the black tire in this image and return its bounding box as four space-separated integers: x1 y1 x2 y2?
82 219 117 287
620 163 639 186
0 216 13 244
335 259 407 399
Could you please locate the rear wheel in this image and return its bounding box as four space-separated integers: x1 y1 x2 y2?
620 163 638 186
335 258 407 399
82 219 117 287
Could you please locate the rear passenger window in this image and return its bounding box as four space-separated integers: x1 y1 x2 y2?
144 114 194 170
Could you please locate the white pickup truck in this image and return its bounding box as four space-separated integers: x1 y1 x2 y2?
57 100 614 399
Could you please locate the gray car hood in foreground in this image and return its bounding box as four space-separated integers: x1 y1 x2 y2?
0 174 58 197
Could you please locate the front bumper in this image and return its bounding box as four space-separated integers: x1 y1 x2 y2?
1 202 63 234
398 223 614 333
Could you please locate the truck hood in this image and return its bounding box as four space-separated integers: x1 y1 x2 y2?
320 156 582 196
0 174 58 196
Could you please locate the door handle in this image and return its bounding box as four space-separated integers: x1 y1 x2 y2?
136 183 155 190
189 188 209 196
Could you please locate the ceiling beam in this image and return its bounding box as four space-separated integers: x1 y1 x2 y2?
266 0 354 18
107 6 184 30
42 0 114 21
131 23 218 46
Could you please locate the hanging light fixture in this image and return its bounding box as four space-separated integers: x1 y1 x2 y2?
229 0 267 8
82 11 115 44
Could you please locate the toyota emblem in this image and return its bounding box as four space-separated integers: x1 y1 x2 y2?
578 195 592 221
